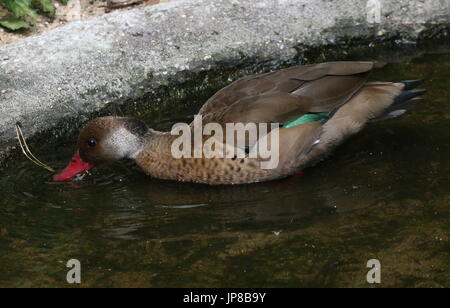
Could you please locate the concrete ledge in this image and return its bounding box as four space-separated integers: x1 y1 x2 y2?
0 0 449 154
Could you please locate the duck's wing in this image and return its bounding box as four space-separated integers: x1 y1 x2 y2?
198 61 374 124
204 92 314 125
298 82 405 168
253 82 408 179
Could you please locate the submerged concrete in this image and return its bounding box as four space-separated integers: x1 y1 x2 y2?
0 0 449 155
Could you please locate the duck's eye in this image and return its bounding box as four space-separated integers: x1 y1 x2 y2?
87 138 97 148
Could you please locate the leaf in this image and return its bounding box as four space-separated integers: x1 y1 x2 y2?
59 0 68 5
0 0 38 22
0 17 30 31
35 0 56 16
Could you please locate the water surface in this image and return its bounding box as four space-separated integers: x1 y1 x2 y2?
0 53 449 287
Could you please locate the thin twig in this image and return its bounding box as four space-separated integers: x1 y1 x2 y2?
15 123 55 173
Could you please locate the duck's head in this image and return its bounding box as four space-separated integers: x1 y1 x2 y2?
53 116 148 181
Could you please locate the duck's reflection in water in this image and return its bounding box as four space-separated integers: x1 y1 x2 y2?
99 170 381 241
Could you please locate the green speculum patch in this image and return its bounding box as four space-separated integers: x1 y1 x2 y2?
284 111 333 128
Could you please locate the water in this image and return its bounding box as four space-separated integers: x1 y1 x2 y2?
0 53 449 287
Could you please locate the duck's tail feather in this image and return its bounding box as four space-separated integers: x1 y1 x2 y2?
401 79 423 90
370 80 426 122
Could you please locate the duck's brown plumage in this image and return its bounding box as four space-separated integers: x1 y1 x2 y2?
55 61 425 185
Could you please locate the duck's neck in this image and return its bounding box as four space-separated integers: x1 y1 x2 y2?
144 128 176 151
109 127 147 160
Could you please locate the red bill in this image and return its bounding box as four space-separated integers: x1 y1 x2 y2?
53 152 93 181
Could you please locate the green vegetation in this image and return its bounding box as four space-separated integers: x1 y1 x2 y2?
0 0 67 31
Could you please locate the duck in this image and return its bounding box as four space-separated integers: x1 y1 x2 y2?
53 61 425 185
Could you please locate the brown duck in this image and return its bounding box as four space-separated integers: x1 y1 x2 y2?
54 61 425 185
